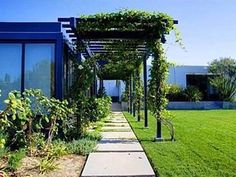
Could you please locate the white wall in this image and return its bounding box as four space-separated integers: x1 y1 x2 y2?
103 66 209 100
103 80 119 96
148 65 208 88
167 66 208 88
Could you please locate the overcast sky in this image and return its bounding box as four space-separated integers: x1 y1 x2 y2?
1 0 236 66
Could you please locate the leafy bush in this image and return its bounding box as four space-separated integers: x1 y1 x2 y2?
167 85 203 102
7 149 26 171
183 86 203 101
0 89 75 150
48 140 68 158
208 57 236 101
96 96 112 120
0 133 6 150
82 131 102 141
67 138 97 155
210 76 236 101
27 133 46 156
39 157 58 174
82 96 111 123
167 84 184 101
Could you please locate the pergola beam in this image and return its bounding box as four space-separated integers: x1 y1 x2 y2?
78 31 159 40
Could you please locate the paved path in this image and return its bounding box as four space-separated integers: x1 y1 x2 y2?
81 110 155 177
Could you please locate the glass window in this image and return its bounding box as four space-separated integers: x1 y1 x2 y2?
0 44 22 109
25 44 55 97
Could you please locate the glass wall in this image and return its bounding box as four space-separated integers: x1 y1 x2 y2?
25 44 55 97
0 43 55 109
0 44 22 109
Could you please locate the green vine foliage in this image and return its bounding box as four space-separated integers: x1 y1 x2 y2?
66 57 96 137
78 10 174 36
134 65 143 121
76 10 178 140
148 40 175 140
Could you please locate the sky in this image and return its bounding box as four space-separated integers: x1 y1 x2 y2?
0 0 236 66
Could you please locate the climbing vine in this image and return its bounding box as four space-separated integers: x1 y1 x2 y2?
76 10 179 140
134 65 143 121
148 40 175 140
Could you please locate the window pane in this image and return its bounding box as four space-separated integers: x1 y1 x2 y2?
25 44 55 97
0 44 22 109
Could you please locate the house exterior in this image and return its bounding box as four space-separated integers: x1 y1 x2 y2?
0 22 76 108
0 21 234 110
104 65 212 101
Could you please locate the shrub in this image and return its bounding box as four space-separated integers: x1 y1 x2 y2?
167 85 203 102
28 133 46 157
67 138 97 155
183 86 203 101
167 84 184 101
7 149 26 171
39 157 58 174
0 89 75 150
0 133 6 150
48 140 68 158
82 131 102 141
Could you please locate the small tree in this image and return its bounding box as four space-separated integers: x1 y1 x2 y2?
208 57 236 101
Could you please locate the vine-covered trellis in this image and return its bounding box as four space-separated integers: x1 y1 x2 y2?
59 10 179 140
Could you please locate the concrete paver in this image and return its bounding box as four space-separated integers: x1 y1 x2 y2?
105 119 128 123
104 122 129 127
101 131 136 139
96 139 143 152
102 126 132 132
81 109 155 177
81 152 155 177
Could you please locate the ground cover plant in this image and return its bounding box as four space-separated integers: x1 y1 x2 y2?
124 110 236 177
0 89 111 176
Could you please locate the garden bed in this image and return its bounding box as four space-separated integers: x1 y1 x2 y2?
15 155 86 177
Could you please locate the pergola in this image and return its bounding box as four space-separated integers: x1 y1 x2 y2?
58 15 178 131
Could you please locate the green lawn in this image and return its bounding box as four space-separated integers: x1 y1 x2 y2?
123 110 236 177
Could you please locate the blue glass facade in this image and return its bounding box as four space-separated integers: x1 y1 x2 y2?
0 44 22 109
0 22 69 108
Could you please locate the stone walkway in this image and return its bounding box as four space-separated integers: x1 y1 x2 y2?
81 110 155 177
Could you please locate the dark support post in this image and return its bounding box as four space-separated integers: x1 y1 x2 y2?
143 56 148 127
133 72 136 117
101 79 104 88
129 76 133 114
157 118 162 139
99 79 102 90
99 78 103 91
93 66 97 96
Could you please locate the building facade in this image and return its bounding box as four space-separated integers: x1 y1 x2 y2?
103 65 214 101
0 22 76 108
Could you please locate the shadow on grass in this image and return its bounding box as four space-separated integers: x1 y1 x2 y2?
138 138 176 143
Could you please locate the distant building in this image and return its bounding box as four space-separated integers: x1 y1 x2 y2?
103 65 217 101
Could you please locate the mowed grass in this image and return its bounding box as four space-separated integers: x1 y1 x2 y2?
124 110 236 177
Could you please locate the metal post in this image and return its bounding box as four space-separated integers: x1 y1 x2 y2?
133 72 136 117
93 66 97 96
143 56 148 127
157 119 162 139
100 79 104 90
129 76 132 114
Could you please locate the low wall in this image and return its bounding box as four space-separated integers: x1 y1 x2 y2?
167 101 236 110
